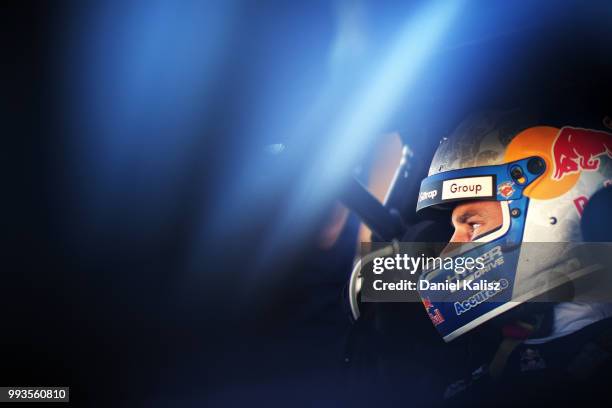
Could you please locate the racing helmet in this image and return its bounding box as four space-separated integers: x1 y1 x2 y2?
415 109 612 341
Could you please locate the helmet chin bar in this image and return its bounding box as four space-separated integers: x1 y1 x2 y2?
348 202 511 322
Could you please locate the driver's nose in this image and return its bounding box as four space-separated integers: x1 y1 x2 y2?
449 227 471 243
440 226 471 256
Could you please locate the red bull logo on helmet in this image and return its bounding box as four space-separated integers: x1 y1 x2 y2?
552 127 612 180
505 125 610 200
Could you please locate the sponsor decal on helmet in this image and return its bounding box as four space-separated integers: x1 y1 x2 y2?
446 246 504 289
453 279 509 316
441 176 494 200
422 297 445 326
573 195 589 217
552 127 612 180
418 189 438 202
497 181 515 198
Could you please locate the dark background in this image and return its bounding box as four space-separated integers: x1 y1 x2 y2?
5 1 612 405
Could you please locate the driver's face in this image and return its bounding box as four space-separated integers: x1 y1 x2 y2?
450 200 503 243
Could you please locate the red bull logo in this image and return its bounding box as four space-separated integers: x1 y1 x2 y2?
505 125 611 200
552 127 612 180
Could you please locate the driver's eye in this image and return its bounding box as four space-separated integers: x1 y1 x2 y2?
468 223 482 240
